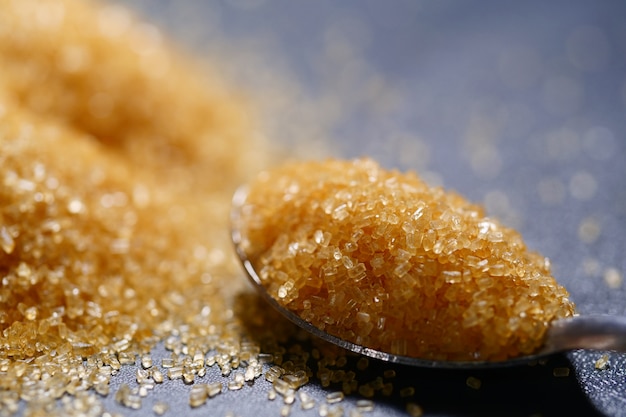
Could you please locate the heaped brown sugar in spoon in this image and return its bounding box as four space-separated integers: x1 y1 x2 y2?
239 158 576 362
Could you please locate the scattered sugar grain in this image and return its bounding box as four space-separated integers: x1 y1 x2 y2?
153 401 169 416
183 369 195 385
167 366 184 380
268 388 277 401
244 365 257 381
228 373 245 390
326 391 345 404
465 376 482 390
299 392 316 410
189 384 209 408
152 369 164 384
207 382 223 398
284 392 296 405
141 355 153 369
406 402 424 417
327 405 345 417
280 404 292 417
595 354 610 370
356 399 374 412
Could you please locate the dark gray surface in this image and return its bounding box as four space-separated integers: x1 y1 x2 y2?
109 1 626 416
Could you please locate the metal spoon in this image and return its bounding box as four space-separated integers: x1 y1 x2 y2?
231 186 626 368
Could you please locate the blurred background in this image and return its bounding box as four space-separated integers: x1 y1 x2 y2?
111 1 626 415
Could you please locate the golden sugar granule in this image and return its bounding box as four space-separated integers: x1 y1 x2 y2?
299 392 316 410
356 399 374 412
280 404 292 417
594 354 610 370
406 402 424 417
283 392 296 405
141 354 153 369
189 384 209 408
268 388 277 401
207 382 223 398
228 373 245 390
327 405 345 417
465 376 482 390
239 158 576 361
325 391 344 404
153 401 170 416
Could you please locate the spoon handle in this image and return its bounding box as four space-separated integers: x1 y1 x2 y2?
543 315 626 354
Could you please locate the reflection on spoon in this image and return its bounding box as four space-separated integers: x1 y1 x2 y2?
231 158 625 368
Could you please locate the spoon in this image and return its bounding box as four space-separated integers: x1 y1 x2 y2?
231 186 626 369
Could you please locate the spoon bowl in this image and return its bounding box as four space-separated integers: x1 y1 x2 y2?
231 185 626 369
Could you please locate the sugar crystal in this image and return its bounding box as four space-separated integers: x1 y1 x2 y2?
240 159 576 361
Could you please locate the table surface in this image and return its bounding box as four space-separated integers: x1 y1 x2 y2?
101 1 626 416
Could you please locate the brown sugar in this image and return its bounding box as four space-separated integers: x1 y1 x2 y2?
0 0 264 195
0 0 272 412
0 0 579 414
239 158 576 361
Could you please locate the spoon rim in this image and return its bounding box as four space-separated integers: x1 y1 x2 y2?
230 185 562 369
